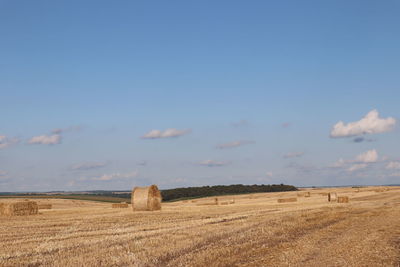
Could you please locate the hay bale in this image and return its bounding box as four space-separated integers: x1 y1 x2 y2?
112 203 129 208
337 196 349 203
230 198 235 204
298 192 311 197
320 192 329 196
219 201 229 205
374 188 385 192
0 201 38 216
131 185 162 211
277 198 297 203
328 192 337 202
38 204 52 209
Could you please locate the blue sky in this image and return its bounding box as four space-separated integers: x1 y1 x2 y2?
1 1 399 191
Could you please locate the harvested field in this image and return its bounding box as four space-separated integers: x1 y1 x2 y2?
277 197 297 203
38 204 52 209
112 203 129 208
0 186 399 266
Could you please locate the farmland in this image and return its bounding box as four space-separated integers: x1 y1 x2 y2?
0 186 399 266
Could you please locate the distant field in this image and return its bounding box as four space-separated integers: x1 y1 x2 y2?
0 194 129 203
0 186 399 266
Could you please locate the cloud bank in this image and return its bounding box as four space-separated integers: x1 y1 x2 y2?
28 134 62 145
199 160 229 167
52 125 82 134
283 152 304 159
330 110 396 138
141 128 191 139
332 149 379 172
216 140 254 149
347 164 368 172
0 136 19 149
70 162 107 171
92 171 139 181
355 149 378 163
386 161 400 170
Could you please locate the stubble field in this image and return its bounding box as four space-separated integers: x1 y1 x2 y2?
1 186 399 266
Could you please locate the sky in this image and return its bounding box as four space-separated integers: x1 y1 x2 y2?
0 0 399 191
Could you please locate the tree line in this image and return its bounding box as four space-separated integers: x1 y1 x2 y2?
160 184 297 201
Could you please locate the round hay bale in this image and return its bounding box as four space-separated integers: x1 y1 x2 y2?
328 192 337 202
131 185 162 211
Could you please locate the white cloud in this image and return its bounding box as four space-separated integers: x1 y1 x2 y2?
330 109 396 138
347 163 368 172
92 171 139 181
28 134 62 145
283 152 304 159
216 140 254 149
331 149 378 171
71 162 107 171
386 161 400 170
355 149 378 163
141 128 191 139
266 172 273 177
199 160 229 167
0 136 19 149
331 158 346 168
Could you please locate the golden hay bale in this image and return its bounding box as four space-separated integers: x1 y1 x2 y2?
320 192 329 196
337 196 349 203
131 185 162 211
230 198 235 204
0 201 38 216
374 188 386 192
298 192 311 197
38 204 52 209
219 201 229 205
328 192 337 202
277 198 297 203
112 203 129 208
